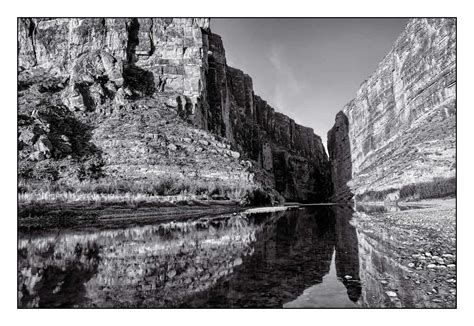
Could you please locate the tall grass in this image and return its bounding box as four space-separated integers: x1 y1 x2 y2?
18 177 275 206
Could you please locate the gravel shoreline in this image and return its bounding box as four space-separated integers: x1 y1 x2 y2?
354 198 456 308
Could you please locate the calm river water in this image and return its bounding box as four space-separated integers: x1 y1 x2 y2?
18 204 443 308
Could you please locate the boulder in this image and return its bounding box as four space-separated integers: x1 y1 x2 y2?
18 128 36 146
167 143 177 151
34 135 53 158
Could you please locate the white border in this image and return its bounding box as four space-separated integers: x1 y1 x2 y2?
1 0 472 324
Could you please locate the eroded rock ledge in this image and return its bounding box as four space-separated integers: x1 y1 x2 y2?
328 18 456 201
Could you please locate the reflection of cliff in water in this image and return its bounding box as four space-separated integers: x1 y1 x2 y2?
18 206 362 308
182 205 361 307
18 242 100 308
18 215 263 308
333 205 361 303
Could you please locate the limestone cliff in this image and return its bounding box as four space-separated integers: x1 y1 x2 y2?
18 18 253 194
328 18 456 201
17 18 331 202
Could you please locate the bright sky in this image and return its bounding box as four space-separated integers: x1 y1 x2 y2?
211 18 408 150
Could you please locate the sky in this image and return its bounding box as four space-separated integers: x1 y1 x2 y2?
211 18 408 149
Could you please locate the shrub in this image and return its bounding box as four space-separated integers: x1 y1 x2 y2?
239 187 272 207
77 156 105 181
356 177 456 202
399 177 456 200
355 188 398 202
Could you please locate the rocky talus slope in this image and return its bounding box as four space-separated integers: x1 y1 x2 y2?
18 18 330 202
328 18 456 201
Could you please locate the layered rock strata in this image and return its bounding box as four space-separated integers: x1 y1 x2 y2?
18 18 229 187
328 18 456 201
18 18 331 202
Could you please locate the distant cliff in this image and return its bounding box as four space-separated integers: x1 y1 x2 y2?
17 18 331 202
328 18 456 201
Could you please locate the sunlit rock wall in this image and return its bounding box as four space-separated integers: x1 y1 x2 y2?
18 18 331 202
328 18 456 200
18 18 210 115
17 18 255 189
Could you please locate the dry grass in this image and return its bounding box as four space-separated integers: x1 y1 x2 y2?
17 178 274 206
18 191 182 205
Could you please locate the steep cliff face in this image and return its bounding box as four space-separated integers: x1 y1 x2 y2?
328 18 456 201
18 18 210 114
205 33 331 201
18 18 253 192
18 18 331 202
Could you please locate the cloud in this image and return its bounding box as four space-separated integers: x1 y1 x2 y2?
268 44 305 113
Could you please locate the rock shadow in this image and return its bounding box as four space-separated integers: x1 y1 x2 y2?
123 65 155 98
124 18 155 98
332 204 361 303
18 104 105 181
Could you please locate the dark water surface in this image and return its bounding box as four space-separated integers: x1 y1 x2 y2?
18 205 428 308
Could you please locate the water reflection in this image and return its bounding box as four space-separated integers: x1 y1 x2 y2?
284 252 357 308
18 205 364 308
333 205 362 303
18 242 100 308
18 214 263 307
180 205 362 308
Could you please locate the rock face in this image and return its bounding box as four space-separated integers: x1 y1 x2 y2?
18 18 221 185
18 18 331 202
204 33 331 201
327 18 456 201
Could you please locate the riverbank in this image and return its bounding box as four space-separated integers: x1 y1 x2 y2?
18 180 281 234
401 197 456 209
357 197 455 209
18 198 245 235
354 197 456 307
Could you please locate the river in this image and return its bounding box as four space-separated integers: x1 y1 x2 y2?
17 203 456 308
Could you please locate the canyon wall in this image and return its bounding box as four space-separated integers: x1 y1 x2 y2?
18 18 210 115
328 18 456 201
18 18 253 193
18 18 331 202
205 33 331 201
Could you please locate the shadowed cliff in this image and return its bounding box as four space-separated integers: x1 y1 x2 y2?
206 32 332 202
327 111 353 202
